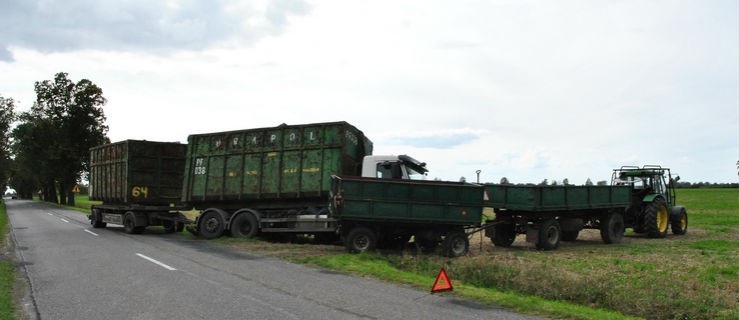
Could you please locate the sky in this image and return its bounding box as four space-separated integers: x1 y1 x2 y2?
1 0 737 184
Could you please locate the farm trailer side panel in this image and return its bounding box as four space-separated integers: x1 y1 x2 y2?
88 140 191 233
484 184 632 250
182 121 374 239
330 175 485 257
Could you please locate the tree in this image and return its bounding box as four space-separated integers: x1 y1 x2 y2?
0 95 16 192
500 177 510 185
539 179 548 186
13 72 109 205
562 178 570 186
585 178 593 186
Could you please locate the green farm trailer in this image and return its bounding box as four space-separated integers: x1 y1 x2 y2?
484 165 688 250
330 175 485 257
88 140 192 233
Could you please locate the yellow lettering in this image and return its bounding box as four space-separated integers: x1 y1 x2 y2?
132 186 149 199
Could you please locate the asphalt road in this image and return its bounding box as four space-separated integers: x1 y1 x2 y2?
6 200 544 320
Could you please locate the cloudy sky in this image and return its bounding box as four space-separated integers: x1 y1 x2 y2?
1 0 737 184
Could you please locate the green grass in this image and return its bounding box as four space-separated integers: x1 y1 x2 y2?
73 194 101 211
0 202 15 320
676 188 739 213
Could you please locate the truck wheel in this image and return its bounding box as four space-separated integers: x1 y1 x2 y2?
671 206 688 235
231 213 258 238
91 209 106 228
491 223 516 247
561 231 579 242
600 212 624 244
199 210 225 239
644 199 669 238
345 227 377 253
442 230 469 257
535 219 561 250
123 212 144 234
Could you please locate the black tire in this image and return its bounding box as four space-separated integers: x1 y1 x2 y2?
561 230 579 242
490 223 516 247
90 209 106 228
162 220 176 233
198 210 225 239
442 230 469 257
535 219 561 250
644 199 669 238
600 212 625 244
414 230 440 252
230 213 259 238
345 227 377 253
123 212 144 234
671 206 688 235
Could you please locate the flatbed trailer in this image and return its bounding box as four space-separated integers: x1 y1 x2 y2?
483 184 632 250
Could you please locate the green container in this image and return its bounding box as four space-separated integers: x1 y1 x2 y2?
484 184 631 211
331 176 484 226
89 140 187 205
183 122 372 205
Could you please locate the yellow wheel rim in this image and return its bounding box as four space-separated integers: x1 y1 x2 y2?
657 206 669 233
681 213 687 230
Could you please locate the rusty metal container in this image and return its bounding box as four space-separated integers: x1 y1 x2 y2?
89 140 187 205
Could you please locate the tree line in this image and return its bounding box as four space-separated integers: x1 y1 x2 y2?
1 72 109 206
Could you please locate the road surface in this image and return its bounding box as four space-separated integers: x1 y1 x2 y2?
6 199 544 320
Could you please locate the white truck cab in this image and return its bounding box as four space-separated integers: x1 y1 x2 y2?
361 154 428 180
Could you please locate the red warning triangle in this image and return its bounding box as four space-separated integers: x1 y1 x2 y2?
431 268 453 293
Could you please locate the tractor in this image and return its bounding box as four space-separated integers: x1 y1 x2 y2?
612 165 688 238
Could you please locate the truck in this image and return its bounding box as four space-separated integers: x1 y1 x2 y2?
90 122 471 253
483 165 688 250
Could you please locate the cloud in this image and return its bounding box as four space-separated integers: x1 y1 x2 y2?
0 0 311 61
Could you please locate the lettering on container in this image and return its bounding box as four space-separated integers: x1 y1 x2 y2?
232 137 239 146
303 168 320 173
194 158 207 175
308 131 316 140
270 134 277 143
289 133 297 142
251 136 258 145
283 168 297 174
246 170 258 175
132 186 148 199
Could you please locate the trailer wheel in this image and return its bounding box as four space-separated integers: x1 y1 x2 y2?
199 210 225 239
345 227 377 253
536 219 561 250
490 223 516 247
644 199 669 238
90 209 106 228
442 230 469 257
670 206 688 235
600 212 624 244
230 213 259 238
561 231 579 242
123 212 144 234
162 220 176 233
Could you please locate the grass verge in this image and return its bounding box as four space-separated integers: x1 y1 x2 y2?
0 201 15 320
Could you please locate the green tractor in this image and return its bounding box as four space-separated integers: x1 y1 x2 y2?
612 165 688 238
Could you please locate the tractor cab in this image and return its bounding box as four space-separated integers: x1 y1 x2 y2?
611 165 686 238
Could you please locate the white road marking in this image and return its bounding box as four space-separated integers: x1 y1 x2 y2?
47 213 53 216
136 253 177 271
84 229 99 236
60 218 70 223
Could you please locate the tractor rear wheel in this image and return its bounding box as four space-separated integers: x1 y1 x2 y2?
644 199 669 238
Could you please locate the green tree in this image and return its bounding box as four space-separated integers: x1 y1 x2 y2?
14 72 109 205
585 178 593 186
0 95 16 192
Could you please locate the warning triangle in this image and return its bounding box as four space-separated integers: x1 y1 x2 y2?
431 268 453 293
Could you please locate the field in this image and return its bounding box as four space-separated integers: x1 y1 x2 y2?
68 189 739 319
